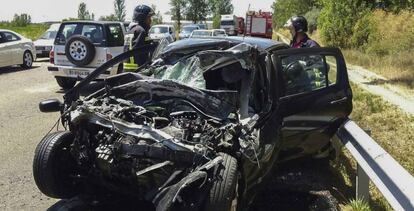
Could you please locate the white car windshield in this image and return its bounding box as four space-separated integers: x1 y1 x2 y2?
39 31 57 39
182 26 198 33
150 27 168 34
192 31 211 37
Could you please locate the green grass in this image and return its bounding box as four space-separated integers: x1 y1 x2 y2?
0 23 49 40
343 198 371 211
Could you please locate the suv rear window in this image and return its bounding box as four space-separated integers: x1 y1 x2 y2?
106 24 124 47
55 23 105 46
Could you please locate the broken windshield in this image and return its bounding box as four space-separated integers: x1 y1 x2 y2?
142 43 257 91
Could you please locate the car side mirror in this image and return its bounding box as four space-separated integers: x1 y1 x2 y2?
39 99 63 113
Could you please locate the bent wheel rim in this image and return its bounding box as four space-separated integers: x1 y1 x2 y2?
69 41 88 61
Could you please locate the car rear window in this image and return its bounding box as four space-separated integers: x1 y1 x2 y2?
55 23 104 46
106 24 124 47
193 31 211 36
150 26 168 34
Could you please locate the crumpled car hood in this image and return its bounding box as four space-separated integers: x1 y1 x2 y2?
105 78 239 120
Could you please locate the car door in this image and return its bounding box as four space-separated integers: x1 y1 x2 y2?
0 32 9 67
2 32 22 65
271 47 352 161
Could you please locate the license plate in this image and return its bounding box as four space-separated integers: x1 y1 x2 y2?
68 69 90 77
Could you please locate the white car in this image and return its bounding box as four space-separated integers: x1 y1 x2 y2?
34 23 60 58
149 25 175 42
0 29 36 69
189 30 213 38
212 29 228 37
48 21 125 89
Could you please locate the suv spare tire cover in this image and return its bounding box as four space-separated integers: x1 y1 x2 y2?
65 35 96 66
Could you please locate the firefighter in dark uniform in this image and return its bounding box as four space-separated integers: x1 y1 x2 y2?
123 5 155 71
283 16 325 93
284 16 320 48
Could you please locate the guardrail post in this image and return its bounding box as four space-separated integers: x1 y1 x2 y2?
356 165 370 201
356 129 371 201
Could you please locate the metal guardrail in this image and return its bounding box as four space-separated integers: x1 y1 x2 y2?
336 119 414 210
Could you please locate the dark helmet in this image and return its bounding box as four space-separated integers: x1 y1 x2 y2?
133 5 155 23
284 61 304 79
285 16 308 33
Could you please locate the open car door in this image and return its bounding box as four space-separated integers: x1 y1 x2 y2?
271 48 352 161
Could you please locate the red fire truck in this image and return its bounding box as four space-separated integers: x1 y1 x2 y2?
237 17 245 35
245 11 273 39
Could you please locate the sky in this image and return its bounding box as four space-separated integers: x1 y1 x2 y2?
0 0 274 23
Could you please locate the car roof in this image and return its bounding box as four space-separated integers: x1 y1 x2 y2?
0 29 23 37
192 30 212 32
162 37 287 56
183 25 199 28
152 24 173 28
61 21 122 25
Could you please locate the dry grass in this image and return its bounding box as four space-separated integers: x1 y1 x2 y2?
332 83 414 211
342 49 414 90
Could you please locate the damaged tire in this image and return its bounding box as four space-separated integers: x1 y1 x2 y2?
204 153 238 211
33 131 78 199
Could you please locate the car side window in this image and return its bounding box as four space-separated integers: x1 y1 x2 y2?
2 32 20 42
81 25 104 44
0 33 4 43
106 25 124 47
280 54 337 96
56 24 77 45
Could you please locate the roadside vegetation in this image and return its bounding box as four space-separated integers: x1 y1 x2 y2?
272 1 414 209
330 83 414 210
0 23 48 40
273 0 414 91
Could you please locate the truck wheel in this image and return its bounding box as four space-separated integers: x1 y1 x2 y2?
65 35 95 66
33 131 79 199
55 77 76 90
204 153 238 211
20 51 33 69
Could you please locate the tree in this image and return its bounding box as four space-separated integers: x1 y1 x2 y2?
318 0 370 47
209 0 233 16
151 4 163 25
185 0 209 23
212 15 221 29
114 0 126 21
209 0 233 28
12 14 31 26
99 14 118 21
170 0 187 30
78 2 94 20
271 0 318 29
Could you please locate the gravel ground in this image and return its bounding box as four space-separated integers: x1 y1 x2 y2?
0 60 339 210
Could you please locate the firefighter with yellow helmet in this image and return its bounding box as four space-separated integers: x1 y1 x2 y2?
123 5 155 72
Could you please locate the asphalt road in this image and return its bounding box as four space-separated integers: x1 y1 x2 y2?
0 59 340 210
0 59 65 210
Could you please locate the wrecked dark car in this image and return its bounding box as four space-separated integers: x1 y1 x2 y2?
33 37 352 211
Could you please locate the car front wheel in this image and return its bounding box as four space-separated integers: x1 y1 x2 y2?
204 153 238 211
21 51 33 69
33 131 79 199
55 77 76 90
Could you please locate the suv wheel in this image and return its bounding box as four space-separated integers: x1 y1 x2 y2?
33 131 79 199
56 77 76 90
21 51 33 69
65 35 95 66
